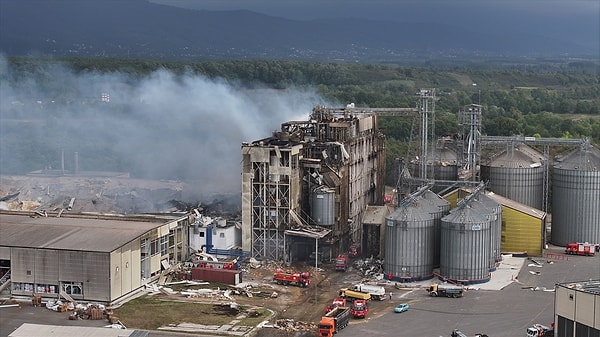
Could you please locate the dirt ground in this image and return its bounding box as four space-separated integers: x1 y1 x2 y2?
236 260 399 337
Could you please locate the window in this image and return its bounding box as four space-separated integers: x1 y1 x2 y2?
160 236 168 256
219 233 225 238
12 283 34 292
36 284 58 294
151 238 159 255
61 281 83 296
199 232 205 238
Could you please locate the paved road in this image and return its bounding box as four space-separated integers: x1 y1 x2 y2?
340 251 600 337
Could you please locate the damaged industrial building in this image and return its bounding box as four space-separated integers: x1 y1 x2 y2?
241 104 417 263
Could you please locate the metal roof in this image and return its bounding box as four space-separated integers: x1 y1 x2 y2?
8 323 138 337
486 144 544 168
0 212 181 252
362 205 391 224
557 280 600 296
554 145 600 171
483 191 546 220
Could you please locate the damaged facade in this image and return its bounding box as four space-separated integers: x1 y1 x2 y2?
241 105 386 262
0 211 190 304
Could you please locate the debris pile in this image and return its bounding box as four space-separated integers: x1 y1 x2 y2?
273 318 317 332
353 257 385 277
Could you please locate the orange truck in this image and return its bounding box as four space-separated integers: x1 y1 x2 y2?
273 270 311 287
318 306 351 337
565 242 598 256
350 299 368 318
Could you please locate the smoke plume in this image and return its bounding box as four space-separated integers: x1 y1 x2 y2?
0 56 327 200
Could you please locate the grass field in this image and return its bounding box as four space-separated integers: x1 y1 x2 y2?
112 295 271 331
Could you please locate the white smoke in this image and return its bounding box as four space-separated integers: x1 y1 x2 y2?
0 56 328 199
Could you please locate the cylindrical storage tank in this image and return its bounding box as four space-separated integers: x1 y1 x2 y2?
440 207 491 284
384 198 436 282
422 190 451 267
480 144 545 210
311 187 336 226
551 146 600 246
469 195 502 271
410 147 459 193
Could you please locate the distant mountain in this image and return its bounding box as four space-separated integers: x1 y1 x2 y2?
0 0 597 61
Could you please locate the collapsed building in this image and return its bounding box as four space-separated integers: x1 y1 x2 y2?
241 105 389 263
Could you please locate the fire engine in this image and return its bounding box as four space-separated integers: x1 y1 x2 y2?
334 254 349 272
325 297 347 313
526 323 554 337
350 299 369 318
565 242 598 256
273 270 311 287
348 243 360 258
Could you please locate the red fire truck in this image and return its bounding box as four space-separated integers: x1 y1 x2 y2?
350 299 369 318
348 243 360 258
325 297 347 313
273 270 311 287
334 254 349 272
565 242 598 256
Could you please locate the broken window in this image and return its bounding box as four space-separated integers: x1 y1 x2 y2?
61 281 83 296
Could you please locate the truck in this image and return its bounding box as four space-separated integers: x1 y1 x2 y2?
353 283 386 300
565 242 598 256
318 306 351 337
350 299 368 318
348 243 360 258
339 288 371 301
451 330 488 337
428 283 464 298
325 297 347 313
273 270 311 287
526 323 554 337
334 254 349 272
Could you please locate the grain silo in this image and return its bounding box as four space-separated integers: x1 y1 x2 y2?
467 195 502 271
551 145 600 246
440 206 492 284
311 186 336 227
422 190 451 267
384 197 436 282
411 145 459 193
480 143 545 210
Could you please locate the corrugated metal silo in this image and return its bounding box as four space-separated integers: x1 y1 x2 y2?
480 144 545 210
411 146 459 193
440 206 492 284
468 195 502 270
551 146 600 246
384 198 436 282
422 190 451 267
311 186 336 227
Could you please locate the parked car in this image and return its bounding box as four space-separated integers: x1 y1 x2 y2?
394 303 409 313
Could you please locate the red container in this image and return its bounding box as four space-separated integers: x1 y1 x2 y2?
191 267 242 285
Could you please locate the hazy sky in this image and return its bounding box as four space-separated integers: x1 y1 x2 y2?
149 0 600 47
150 0 600 22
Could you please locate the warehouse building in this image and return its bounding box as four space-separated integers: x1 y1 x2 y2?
443 188 546 257
0 210 190 304
555 280 600 337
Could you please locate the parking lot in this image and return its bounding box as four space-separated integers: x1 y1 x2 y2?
341 246 600 337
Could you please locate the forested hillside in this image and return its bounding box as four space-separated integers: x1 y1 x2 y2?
2 57 599 185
